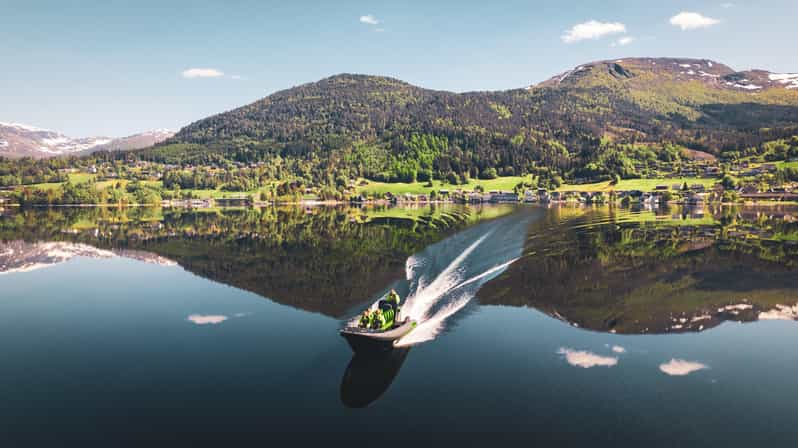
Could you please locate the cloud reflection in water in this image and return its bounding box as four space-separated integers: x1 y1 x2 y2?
558 348 618 368
187 314 229 325
659 359 709 376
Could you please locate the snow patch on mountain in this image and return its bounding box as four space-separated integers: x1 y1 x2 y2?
769 73 798 89
0 122 49 132
0 122 174 158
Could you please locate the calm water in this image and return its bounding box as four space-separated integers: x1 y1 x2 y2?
1 204 797 445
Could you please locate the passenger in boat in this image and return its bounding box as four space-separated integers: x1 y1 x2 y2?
378 290 402 327
385 289 401 309
358 309 374 328
357 290 403 330
370 309 385 329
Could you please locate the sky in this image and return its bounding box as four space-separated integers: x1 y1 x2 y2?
1 0 796 137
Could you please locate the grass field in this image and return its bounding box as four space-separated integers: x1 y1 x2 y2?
16 177 270 201
357 176 722 196
68 173 97 183
356 176 528 195
558 177 718 192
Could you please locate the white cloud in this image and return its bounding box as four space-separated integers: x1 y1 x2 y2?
611 345 627 353
181 68 224 79
659 359 709 376
558 348 618 368
669 12 720 30
359 14 380 25
611 36 635 47
187 314 228 325
562 20 627 43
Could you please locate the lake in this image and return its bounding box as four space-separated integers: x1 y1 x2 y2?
1 204 797 445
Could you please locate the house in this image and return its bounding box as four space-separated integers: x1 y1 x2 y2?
189 199 212 208
672 184 683 191
655 185 669 191
740 184 759 194
690 184 706 192
628 190 644 198
743 169 762 177
489 191 518 203
215 196 251 207
467 192 484 203
523 190 538 203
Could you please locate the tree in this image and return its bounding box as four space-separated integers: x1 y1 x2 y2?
445 172 458 185
720 175 737 190
479 168 498 180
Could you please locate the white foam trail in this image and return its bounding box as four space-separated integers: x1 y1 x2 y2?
405 254 423 281
449 258 519 292
396 258 520 346
401 232 491 320
345 220 524 345
395 293 472 346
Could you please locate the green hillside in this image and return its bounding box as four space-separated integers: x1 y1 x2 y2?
138 58 798 184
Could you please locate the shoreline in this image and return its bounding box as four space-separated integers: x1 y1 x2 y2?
3 200 798 209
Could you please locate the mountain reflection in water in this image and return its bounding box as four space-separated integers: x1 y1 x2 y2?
479 204 798 334
3 203 798 444
0 205 514 316
2 204 797 336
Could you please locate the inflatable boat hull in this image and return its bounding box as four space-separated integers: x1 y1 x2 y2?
340 318 416 353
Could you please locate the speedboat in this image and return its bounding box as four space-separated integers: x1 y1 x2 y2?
340 317 416 353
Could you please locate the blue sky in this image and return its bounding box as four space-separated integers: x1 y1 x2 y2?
1 0 796 137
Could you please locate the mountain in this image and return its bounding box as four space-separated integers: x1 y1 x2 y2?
0 123 174 159
535 58 798 126
144 57 798 183
538 57 798 91
78 129 175 155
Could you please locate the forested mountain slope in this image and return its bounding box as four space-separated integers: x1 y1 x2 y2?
141 58 798 183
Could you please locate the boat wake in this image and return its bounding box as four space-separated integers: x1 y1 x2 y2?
365 208 542 347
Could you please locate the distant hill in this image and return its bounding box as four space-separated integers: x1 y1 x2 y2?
0 123 173 159
144 57 798 182
535 57 798 129
80 129 175 155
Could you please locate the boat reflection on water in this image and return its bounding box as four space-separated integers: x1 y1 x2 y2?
340 348 411 408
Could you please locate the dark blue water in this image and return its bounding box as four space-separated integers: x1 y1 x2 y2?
1 205 797 445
